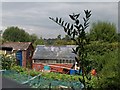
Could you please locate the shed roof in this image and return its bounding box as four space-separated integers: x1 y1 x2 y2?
32 45 76 60
1 42 32 50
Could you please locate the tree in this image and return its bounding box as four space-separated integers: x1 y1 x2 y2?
49 10 93 89
3 26 31 42
30 34 38 43
34 37 44 45
89 21 117 42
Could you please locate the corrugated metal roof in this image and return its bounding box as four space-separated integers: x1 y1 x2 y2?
32 45 76 60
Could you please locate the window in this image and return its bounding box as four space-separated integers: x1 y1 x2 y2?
60 59 62 63
66 60 68 63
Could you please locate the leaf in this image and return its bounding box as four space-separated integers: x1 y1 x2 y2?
74 25 80 30
61 21 64 26
69 15 75 20
49 17 52 19
84 10 88 15
84 22 90 27
76 46 80 52
72 30 75 39
83 17 86 22
88 10 91 15
79 24 83 29
84 25 89 29
49 17 54 20
72 48 77 54
67 29 71 36
76 20 79 25
75 13 80 19
59 18 62 23
56 17 58 23
67 23 70 29
87 14 91 18
64 27 67 32
65 22 67 27
70 24 73 30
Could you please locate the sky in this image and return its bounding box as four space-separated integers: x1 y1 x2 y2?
1 1 119 39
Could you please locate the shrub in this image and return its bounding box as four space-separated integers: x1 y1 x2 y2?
11 65 26 73
0 54 16 70
89 49 120 89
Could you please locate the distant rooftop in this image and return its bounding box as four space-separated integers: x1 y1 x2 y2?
1 42 32 50
32 45 76 60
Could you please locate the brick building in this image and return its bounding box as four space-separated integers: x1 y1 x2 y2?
1 42 34 68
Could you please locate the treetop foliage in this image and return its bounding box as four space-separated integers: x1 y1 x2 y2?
89 21 117 42
3 27 30 42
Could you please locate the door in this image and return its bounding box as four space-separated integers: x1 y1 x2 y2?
16 51 22 66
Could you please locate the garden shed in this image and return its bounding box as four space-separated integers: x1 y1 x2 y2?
32 45 76 73
1 42 34 68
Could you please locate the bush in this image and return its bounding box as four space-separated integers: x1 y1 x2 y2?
0 54 16 70
41 72 83 82
29 70 40 77
89 49 120 89
10 65 26 73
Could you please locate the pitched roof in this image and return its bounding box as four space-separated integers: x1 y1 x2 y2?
32 45 76 60
1 42 32 50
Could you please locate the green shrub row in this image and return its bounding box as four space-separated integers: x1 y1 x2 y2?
10 65 83 82
11 66 40 77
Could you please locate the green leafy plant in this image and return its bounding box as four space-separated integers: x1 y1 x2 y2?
1 54 16 70
49 10 93 89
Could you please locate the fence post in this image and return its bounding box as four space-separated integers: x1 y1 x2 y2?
49 83 51 90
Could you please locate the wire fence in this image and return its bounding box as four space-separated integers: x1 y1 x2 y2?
2 70 83 89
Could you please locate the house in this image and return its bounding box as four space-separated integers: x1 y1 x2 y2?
32 45 76 74
1 42 34 68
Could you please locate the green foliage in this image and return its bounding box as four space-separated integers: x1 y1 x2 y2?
34 37 44 45
11 65 27 73
88 49 120 89
0 54 16 70
10 65 83 82
86 41 118 55
89 21 117 42
3 26 31 42
41 72 83 82
30 34 38 43
49 10 92 89
11 65 39 77
118 33 120 42
28 70 40 77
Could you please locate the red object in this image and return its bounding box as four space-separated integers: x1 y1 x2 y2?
32 63 72 74
91 69 96 76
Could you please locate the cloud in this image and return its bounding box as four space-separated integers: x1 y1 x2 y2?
2 2 118 38
1 0 119 2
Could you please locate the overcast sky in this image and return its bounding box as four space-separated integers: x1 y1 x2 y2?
2 2 118 39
